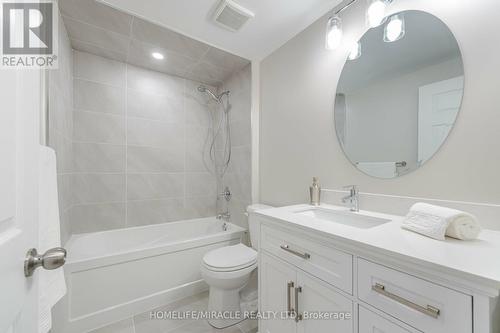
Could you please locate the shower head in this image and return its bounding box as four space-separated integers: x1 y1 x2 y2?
197 85 230 103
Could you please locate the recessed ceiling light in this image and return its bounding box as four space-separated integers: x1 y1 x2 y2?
152 52 164 60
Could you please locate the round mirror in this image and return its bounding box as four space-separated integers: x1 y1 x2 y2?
334 10 464 178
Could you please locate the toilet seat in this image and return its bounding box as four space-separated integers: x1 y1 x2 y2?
203 244 257 272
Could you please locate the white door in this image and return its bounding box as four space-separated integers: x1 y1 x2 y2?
296 271 353 333
418 76 464 164
259 253 297 333
0 69 42 332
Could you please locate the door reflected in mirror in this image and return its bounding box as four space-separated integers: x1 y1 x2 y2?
334 10 464 179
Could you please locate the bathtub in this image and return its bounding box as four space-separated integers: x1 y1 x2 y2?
54 217 245 333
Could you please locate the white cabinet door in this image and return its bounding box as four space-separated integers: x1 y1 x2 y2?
359 307 411 333
296 271 353 333
260 253 297 333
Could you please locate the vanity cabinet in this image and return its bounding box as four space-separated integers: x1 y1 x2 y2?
260 252 353 333
257 214 498 333
358 306 411 333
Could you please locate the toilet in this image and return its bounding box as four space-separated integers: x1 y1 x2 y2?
201 204 272 328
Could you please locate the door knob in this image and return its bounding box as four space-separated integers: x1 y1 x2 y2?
24 247 67 277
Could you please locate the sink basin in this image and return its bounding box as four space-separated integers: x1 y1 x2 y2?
294 207 390 229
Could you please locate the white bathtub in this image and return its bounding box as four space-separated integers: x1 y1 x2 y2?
54 217 245 333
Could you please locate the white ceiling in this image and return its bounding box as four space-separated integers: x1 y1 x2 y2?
98 0 344 60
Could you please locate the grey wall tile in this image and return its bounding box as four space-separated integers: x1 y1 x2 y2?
74 51 126 86
57 174 73 211
127 65 184 99
49 84 73 137
71 203 127 234
185 173 216 197
60 0 133 36
71 39 128 63
127 89 183 123
74 79 125 114
127 173 184 200
228 146 251 175
73 110 125 144
63 16 130 55
73 143 125 173
127 117 185 148
51 132 73 174
228 90 251 123
184 196 215 219
73 173 125 204
185 99 212 126
202 47 249 73
130 18 210 61
127 198 185 226
127 146 184 173
67 50 244 236
127 39 193 78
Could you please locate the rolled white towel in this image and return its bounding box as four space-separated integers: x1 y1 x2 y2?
402 203 481 241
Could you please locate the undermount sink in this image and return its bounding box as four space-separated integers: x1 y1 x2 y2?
294 207 391 229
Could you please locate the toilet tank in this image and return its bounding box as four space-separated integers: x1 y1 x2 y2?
247 204 273 250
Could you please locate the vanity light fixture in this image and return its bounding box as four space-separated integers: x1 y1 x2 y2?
325 16 343 50
384 14 405 42
151 52 165 60
325 0 356 51
348 41 362 60
366 0 392 28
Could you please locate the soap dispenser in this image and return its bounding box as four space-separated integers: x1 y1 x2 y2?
310 177 321 206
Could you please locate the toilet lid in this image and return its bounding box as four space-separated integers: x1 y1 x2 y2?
203 244 257 271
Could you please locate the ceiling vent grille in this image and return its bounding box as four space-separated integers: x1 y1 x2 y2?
213 0 255 32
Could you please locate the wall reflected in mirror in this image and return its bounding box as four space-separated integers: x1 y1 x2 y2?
334 10 464 179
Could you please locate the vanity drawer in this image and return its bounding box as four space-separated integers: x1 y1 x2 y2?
359 306 411 333
358 258 472 333
261 224 353 294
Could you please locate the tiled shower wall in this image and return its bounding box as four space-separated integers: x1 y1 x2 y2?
49 14 74 244
71 51 219 234
221 65 252 229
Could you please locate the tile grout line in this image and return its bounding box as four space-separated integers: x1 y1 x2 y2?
125 63 129 228
183 78 187 218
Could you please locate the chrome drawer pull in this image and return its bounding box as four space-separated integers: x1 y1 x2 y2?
280 245 311 259
287 281 295 316
372 283 441 319
294 286 303 322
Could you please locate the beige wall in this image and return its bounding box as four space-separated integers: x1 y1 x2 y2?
260 1 500 212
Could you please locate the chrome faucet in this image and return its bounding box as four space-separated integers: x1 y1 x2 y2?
216 212 231 221
342 185 359 212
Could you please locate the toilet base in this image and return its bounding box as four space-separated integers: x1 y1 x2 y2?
207 287 245 329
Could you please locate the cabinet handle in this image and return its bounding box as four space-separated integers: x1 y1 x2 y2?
372 283 441 319
280 245 311 259
287 281 295 316
294 286 303 322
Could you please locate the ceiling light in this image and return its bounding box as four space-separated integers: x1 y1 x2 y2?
151 52 164 60
325 16 343 50
384 14 405 42
366 0 390 28
348 42 362 60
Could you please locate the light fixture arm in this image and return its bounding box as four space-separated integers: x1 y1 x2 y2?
334 0 357 16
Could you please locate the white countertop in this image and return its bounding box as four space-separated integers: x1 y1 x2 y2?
256 204 500 294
